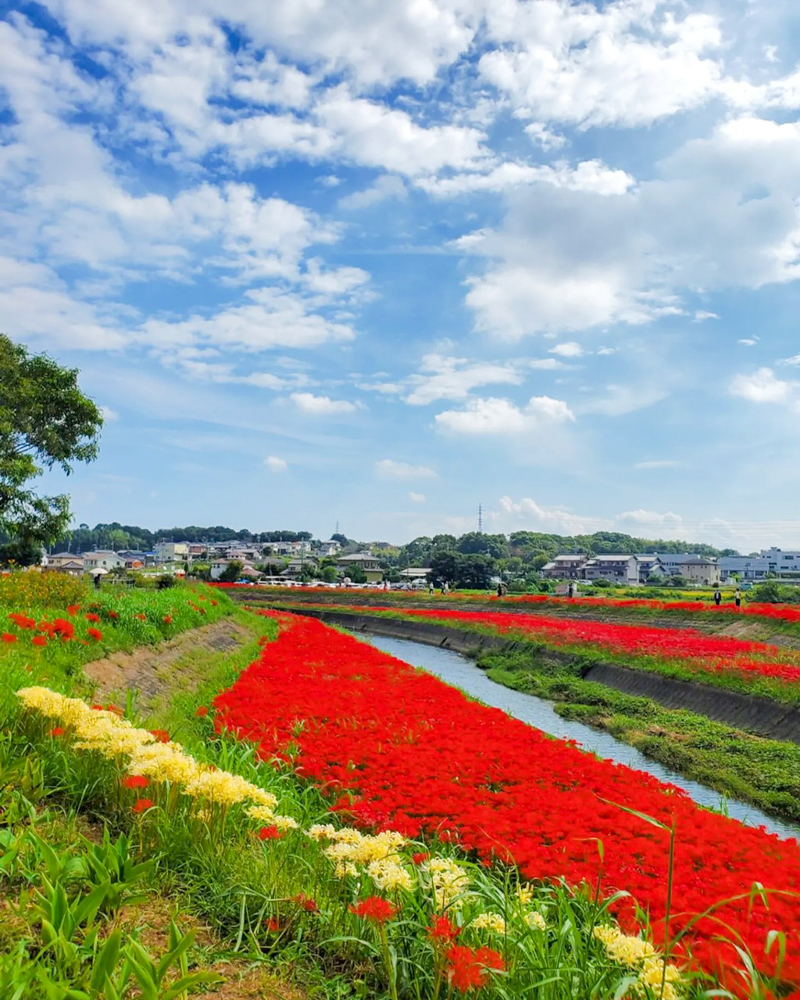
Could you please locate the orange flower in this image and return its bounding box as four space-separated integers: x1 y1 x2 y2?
150 729 169 743
195 706 209 717
163 614 173 624
50 727 65 737
132 798 153 813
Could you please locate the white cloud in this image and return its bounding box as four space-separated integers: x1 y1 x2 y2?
480 4 726 129
778 353 800 366
265 455 288 473
524 122 566 150
694 311 719 322
634 459 680 470
291 392 359 415
577 384 670 417
339 174 407 210
99 405 119 422
375 459 436 480
549 341 583 357
435 394 574 435
409 491 426 502
405 353 524 405
419 158 634 198
459 113 800 339
529 358 566 369
730 368 797 405
738 338 758 346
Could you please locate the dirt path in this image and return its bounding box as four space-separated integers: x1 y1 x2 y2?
83 617 254 708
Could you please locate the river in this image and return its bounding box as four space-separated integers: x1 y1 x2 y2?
366 633 799 841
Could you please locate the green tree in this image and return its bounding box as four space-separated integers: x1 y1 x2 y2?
320 564 339 583
0 335 103 549
345 564 367 584
219 560 243 582
430 550 458 586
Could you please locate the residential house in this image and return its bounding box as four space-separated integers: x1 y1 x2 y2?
317 539 342 557
540 555 587 580
117 550 147 569
82 551 126 572
45 553 85 577
634 555 663 583
154 541 189 564
679 557 720 586
46 552 83 570
336 552 383 583
581 555 640 585
280 557 319 580
653 553 694 578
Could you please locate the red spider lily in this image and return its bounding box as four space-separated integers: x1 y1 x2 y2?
49 727 65 737
2 632 17 643
412 851 430 865
108 611 119 619
132 798 153 813
446 945 503 992
428 915 460 947
8 613 35 630
349 896 397 924
51 618 75 639
150 729 170 743
322 603 800 689
122 775 149 789
257 826 282 841
105 704 123 716
195 706 209 717
31 636 47 647
134 613 146 621
86 627 103 641
210 599 218 606
213 612 800 984
265 917 282 933
66 604 81 615
293 894 318 912
85 612 101 623
163 615 173 624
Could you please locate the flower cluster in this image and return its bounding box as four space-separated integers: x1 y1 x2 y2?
594 926 683 1000
213 612 800 982
16 686 297 832
307 824 412 888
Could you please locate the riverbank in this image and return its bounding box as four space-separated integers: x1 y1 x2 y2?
286 607 800 825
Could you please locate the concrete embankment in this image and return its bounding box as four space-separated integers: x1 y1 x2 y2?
287 607 800 745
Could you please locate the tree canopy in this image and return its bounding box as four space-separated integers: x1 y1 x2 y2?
0 335 103 554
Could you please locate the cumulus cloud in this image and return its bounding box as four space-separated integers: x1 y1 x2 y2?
435 395 574 435
291 392 360 415
339 174 407 210
265 455 288 472
730 368 797 405
409 491 426 502
375 459 437 479
404 354 524 405
549 341 583 357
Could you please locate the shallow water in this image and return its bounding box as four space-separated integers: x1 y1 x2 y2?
366 633 800 842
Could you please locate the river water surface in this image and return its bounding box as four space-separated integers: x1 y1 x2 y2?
366 633 799 842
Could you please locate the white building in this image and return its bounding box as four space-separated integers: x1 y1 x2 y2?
154 541 189 564
581 555 640 585
82 551 126 572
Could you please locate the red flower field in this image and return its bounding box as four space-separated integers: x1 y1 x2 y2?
214 611 800 984
298 602 800 689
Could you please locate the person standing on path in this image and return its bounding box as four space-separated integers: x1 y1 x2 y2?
735 587 742 609
714 588 722 606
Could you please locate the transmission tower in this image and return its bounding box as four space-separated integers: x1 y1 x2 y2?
478 503 483 533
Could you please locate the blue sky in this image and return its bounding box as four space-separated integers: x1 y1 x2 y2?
4 0 800 549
